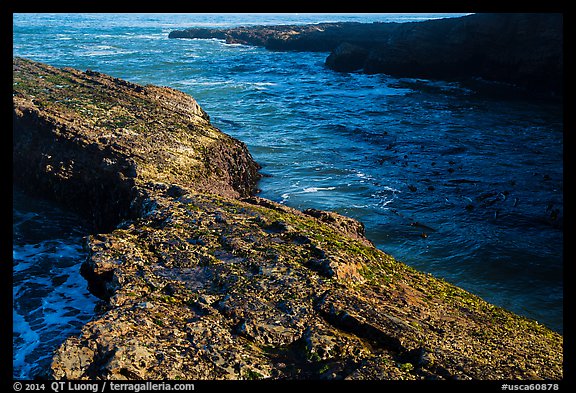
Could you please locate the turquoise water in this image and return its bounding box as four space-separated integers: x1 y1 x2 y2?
12 13 563 378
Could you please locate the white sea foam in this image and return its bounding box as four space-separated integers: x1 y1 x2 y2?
382 185 401 193
355 171 372 179
12 310 40 379
302 186 336 193
82 49 138 56
127 34 164 40
13 232 96 378
78 45 137 57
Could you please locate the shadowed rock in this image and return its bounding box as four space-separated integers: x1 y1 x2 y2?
325 42 370 73
170 14 563 98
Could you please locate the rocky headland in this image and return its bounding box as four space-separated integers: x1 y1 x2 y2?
169 13 563 98
13 58 562 380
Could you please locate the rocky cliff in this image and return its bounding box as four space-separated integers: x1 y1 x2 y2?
13 58 260 232
13 58 562 380
169 13 563 98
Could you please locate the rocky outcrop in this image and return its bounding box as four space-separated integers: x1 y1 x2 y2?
13 58 562 380
170 14 563 98
324 42 370 73
13 58 260 231
169 23 354 51
357 13 563 97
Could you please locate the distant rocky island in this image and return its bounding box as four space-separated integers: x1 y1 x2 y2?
169 13 563 98
13 57 562 380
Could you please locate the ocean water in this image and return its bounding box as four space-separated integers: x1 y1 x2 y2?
12 189 96 379
12 13 563 378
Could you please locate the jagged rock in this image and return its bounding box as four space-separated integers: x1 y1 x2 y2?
13 58 562 380
51 338 95 380
303 207 371 246
169 23 347 51
13 57 260 231
360 13 563 97
325 42 369 72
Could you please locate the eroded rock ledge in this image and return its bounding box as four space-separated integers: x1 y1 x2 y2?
13 58 260 232
13 58 562 380
169 13 563 98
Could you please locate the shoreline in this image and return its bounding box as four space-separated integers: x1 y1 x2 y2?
169 13 563 100
13 58 563 380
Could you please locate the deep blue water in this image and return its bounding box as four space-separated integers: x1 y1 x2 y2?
12 13 563 378
12 189 96 379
